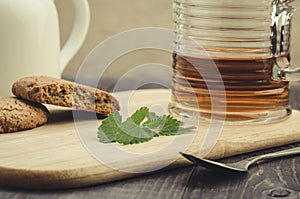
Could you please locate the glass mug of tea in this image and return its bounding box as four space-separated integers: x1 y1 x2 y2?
169 0 300 124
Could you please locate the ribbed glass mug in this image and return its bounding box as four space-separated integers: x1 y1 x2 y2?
169 0 300 124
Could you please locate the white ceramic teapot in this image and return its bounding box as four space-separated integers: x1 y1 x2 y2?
0 0 90 96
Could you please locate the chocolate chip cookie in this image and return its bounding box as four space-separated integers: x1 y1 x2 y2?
12 76 120 115
0 97 49 133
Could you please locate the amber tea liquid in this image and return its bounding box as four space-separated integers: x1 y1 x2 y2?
169 54 291 123
170 0 298 123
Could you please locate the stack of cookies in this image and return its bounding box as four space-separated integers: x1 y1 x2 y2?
0 76 120 133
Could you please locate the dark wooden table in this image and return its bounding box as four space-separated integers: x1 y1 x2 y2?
1 80 300 199
1 142 300 199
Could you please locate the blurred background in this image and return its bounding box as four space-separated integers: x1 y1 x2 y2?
55 0 300 91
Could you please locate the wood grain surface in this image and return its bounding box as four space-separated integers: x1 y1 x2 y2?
1 89 300 190
1 144 300 199
181 144 300 199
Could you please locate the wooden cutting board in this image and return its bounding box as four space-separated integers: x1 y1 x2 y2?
1 89 300 189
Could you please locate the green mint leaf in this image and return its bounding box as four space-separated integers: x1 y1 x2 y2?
116 118 155 145
143 117 165 134
97 107 196 145
147 112 160 121
160 126 197 136
142 111 161 134
97 111 122 143
130 107 149 125
158 115 181 135
177 126 197 134
143 114 190 136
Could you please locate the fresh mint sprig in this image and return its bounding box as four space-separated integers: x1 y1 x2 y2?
97 107 196 145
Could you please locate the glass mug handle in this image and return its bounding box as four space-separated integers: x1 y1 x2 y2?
272 0 300 81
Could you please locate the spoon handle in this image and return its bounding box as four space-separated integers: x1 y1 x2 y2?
248 146 300 164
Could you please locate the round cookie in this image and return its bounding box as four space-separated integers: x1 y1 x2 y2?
0 97 49 133
12 76 120 116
